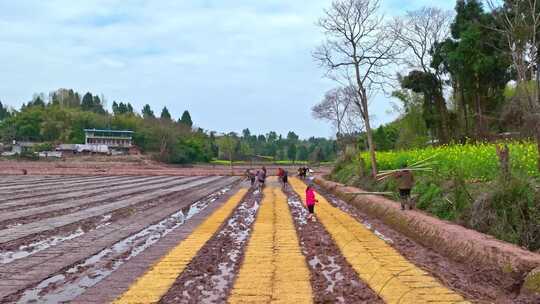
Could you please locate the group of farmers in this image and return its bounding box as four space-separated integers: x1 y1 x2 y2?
243 164 415 223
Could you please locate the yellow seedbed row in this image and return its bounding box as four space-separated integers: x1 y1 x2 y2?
113 188 248 304
289 177 470 304
229 185 313 304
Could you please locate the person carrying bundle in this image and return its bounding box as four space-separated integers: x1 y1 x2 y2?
394 164 415 210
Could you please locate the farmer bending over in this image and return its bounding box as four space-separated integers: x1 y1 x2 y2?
245 169 255 186
394 164 415 210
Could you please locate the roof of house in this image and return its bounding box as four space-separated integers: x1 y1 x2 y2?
56 144 78 150
83 129 134 134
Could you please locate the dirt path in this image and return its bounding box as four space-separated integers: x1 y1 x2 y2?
159 188 261 303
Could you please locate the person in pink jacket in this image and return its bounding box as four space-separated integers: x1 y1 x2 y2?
305 185 318 222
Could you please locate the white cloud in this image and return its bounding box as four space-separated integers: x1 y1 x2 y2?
0 0 455 138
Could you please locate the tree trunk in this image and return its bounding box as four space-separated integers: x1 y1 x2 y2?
537 128 540 173
474 80 484 139
435 92 449 144
460 83 469 138
361 94 378 177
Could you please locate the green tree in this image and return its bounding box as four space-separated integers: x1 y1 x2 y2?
92 95 106 114
179 110 193 127
0 101 10 121
432 0 510 139
287 143 297 162
242 128 251 140
81 92 94 112
160 107 172 120
217 134 238 167
297 145 309 161
391 90 430 148
287 131 299 142
112 101 119 115
142 104 155 119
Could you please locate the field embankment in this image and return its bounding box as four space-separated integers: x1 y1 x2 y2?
313 176 540 296
331 141 540 252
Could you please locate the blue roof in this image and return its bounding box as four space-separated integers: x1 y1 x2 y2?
84 129 134 133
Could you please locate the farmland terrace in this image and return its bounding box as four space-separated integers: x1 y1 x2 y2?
0 170 539 303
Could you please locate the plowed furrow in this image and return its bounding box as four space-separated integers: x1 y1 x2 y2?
283 185 383 303
0 175 190 212
289 178 469 304
158 187 261 303
0 176 223 245
0 177 240 302
0 175 142 200
0 175 100 191
229 183 313 303
0 176 199 228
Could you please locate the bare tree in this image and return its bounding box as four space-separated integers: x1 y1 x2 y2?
487 0 540 107
312 87 351 137
314 0 401 176
487 0 540 170
392 7 452 73
341 89 365 135
313 87 363 149
391 6 453 142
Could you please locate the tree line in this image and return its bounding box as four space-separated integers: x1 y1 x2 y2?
0 88 336 164
312 0 540 174
215 129 336 164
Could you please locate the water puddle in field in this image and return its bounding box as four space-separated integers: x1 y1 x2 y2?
196 194 260 303
308 255 344 295
0 228 85 264
288 199 308 226
374 229 393 244
16 187 232 304
0 214 115 265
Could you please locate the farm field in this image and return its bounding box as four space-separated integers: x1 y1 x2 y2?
362 141 539 181
1 170 538 303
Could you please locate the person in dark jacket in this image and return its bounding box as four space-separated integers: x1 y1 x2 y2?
394 164 415 210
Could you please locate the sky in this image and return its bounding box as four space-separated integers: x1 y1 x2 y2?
0 0 455 139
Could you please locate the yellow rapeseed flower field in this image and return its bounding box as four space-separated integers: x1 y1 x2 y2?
361 141 539 181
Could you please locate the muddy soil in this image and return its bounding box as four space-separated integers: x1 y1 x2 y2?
283 186 383 304
159 188 261 304
313 184 540 304
5 186 235 304
0 177 202 229
0 178 226 253
0 160 331 177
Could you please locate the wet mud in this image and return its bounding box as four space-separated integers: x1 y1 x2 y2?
313 183 540 304
283 186 383 304
159 188 261 304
